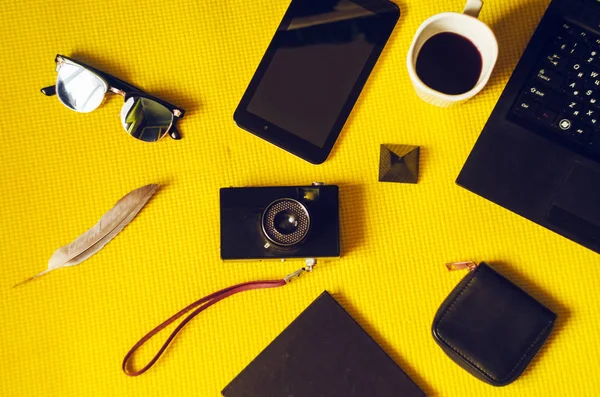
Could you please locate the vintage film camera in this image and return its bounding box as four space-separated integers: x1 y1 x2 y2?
220 183 340 260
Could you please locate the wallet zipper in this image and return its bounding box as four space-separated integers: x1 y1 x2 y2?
445 261 477 272
433 262 481 325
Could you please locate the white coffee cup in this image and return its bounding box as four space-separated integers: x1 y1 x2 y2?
406 0 498 107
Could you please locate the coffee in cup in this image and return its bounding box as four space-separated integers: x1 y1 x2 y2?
407 0 498 107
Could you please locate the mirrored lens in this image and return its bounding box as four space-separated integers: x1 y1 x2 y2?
274 210 299 235
56 63 107 113
120 97 173 142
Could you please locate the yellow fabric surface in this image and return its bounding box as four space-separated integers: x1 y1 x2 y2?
1 0 598 395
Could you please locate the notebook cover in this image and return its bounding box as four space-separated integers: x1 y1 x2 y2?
222 291 425 397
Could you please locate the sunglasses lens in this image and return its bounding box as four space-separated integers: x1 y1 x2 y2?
56 63 107 113
120 97 173 142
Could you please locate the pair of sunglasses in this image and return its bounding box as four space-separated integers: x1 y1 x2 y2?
41 55 185 142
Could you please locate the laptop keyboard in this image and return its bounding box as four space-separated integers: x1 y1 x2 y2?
512 19 600 155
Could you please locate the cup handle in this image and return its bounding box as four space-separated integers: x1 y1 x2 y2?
463 0 483 18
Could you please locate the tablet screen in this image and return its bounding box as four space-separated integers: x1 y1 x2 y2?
246 0 383 147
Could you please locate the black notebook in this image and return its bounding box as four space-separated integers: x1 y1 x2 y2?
222 291 425 397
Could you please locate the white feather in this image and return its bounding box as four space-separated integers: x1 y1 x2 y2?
14 184 159 288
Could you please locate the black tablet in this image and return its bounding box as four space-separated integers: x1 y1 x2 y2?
234 0 400 164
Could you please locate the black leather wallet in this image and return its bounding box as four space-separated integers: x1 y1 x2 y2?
432 262 557 386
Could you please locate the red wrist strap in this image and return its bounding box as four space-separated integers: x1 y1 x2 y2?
122 278 287 376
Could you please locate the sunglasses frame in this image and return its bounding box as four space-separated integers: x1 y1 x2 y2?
41 54 185 141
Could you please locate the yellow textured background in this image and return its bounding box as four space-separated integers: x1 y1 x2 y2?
1 0 598 395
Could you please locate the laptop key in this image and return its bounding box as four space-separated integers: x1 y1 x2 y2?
583 87 599 100
570 66 586 80
565 99 584 116
565 80 583 96
585 77 600 88
544 56 567 72
577 30 590 42
553 36 570 53
535 68 564 89
587 69 600 79
584 49 599 65
526 83 564 108
568 59 586 74
546 51 563 61
513 96 539 117
560 22 578 36
570 42 588 59
537 107 557 125
574 125 592 144
582 108 599 126
581 89 600 107
557 117 574 132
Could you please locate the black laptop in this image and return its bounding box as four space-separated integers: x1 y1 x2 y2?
458 0 600 254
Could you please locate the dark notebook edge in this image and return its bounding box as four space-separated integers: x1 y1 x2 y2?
221 290 425 397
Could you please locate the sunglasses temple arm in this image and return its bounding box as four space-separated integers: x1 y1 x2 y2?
169 127 182 140
41 85 56 96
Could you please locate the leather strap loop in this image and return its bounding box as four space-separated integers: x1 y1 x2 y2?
122 279 286 376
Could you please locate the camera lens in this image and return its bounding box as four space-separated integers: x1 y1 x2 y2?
262 199 310 247
274 211 299 235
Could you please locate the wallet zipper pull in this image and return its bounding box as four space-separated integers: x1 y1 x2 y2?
445 261 477 272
